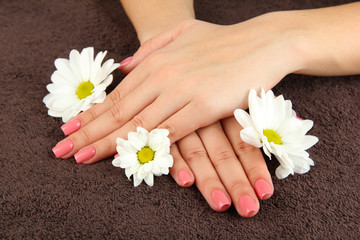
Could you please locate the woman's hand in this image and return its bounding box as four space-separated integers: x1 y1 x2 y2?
170 117 273 217
53 16 303 163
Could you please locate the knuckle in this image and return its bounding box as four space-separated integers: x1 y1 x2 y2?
109 89 122 104
86 107 98 122
234 141 259 156
110 103 125 125
211 150 235 168
103 137 116 154
158 122 176 140
196 176 219 192
78 127 92 143
131 114 146 129
245 165 268 180
228 179 248 195
183 148 208 164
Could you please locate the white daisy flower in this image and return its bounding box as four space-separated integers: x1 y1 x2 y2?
234 89 319 179
43 47 120 122
112 127 174 187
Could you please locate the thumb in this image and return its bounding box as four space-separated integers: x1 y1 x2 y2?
119 20 196 74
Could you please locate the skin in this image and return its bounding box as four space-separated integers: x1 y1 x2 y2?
55 1 360 216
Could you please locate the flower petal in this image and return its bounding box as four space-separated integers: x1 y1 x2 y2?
234 109 253 129
240 127 262 148
275 165 292 179
144 173 154 186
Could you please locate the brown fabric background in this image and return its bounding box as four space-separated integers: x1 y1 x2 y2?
1 0 359 239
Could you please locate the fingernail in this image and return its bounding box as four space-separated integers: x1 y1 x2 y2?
114 153 120 158
178 169 192 186
61 118 81 136
254 179 273 200
211 189 231 211
75 146 96 163
52 139 74 158
238 195 258 217
118 56 133 69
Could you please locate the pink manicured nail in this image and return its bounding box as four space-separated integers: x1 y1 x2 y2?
178 169 192 186
254 179 273 200
118 56 133 69
52 139 74 158
238 195 259 217
211 189 231 211
75 146 96 163
61 118 81 136
114 153 120 158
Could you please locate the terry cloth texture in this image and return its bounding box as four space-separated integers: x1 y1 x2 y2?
1 0 359 239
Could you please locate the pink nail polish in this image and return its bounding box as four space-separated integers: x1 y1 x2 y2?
178 169 192 186
118 56 133 69
52 139 74 158
75 146 96 163
61 118 81 136
114 153 120 158
238 195 259 217
211 189 231 211
254 179 273 200
297 116 303 121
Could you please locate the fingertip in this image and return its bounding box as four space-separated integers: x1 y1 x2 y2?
254 178 273 200
210 189 231 212
177 169 194 187
238 195 259 217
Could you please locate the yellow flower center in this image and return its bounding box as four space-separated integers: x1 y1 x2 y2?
76 81 94 99
137 146 155 164
263 129 282 145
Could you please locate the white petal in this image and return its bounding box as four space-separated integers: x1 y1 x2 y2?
112 158 122 167
51 94 78 109
133 174 143 187
51 70 77 87
160 167 169 175
54 58 80 84
47 109 64 118
299 135 319 150
62 105 81 123
90 51 107 83
43 93 56 107
128 132 146 151
240 127 262 148
275 165 292 179
118 154 137 168
125 168 133 179
137 165 148 179
79 47 93 82
69 49 85 82
234 109 253 129
299 120 314 136
92 91 106 104
144 173 154 186
46 83 76 95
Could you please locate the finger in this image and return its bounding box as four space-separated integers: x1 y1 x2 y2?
60 86 190 162
222 117 274 200
53 80 159 159
121 20 196 74
157 100 221 144
177 132 231 212
169 143 194 187
63 68 151 135
197 122 259 217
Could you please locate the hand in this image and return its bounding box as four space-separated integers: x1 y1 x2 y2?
169 117 273 217
53 16 302 163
